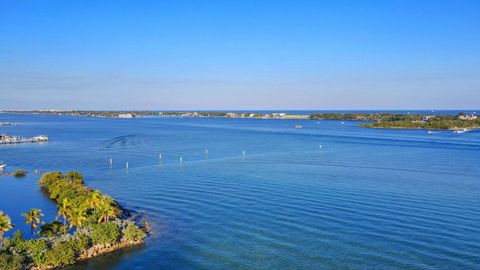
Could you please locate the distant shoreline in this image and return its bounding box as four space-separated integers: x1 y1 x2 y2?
2 110 479 131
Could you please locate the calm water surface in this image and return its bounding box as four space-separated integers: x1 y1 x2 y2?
0 114 479 269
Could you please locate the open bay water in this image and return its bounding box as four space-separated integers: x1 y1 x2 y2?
0 113 479 269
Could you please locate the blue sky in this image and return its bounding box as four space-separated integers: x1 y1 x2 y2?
0 0 479 110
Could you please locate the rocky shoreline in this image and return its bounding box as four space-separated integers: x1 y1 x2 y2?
78 239 144 261
30 239 144 270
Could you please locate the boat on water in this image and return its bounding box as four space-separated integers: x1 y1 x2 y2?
453 129 469 134
295 125 303 129
0 162 6 171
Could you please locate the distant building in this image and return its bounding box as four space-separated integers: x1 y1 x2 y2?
422 115 435 121
118 113 134 118
272 113 287 118
32 135 49 141
459 114 478 120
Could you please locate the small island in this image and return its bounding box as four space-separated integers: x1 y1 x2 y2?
0 172 147 270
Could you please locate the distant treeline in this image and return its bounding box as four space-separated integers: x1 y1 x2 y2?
309 112 480 130
309 113 423 121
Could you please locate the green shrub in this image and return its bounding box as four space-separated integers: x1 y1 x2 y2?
86 209 103 225
69 233 90 253
43 242 76 267
124 223 146 242
19 239 48 266
11 230 23 243
3 230 24 250
0 251 24 270
91 223 120 245
12 169 26 177
39 221 69 237
37 172 63 186
64 171 84 184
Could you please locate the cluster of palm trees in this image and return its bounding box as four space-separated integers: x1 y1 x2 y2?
0 190 119 243
54 190 118 229
89 191 119 224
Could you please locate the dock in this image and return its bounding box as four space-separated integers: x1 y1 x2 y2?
0 134 49 144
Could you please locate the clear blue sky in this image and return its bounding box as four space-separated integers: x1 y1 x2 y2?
1 0 479 110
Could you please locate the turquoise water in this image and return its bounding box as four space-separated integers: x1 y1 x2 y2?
0 113 479 269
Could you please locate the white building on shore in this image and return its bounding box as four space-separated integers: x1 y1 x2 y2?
118 113 134 118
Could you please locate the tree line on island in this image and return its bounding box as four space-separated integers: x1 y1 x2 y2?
0 172 147 270
309 112 480 130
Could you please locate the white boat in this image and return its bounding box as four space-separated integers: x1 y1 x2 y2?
0 162 5 171
454 129 469 134
33 135 49 142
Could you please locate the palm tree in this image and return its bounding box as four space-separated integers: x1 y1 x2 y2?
0 211 13 247
67 207 87 229
21 208 44 235
98 196 117 223
55 198 72 225
87 190 103 210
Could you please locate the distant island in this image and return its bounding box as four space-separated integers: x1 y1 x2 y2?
310 112 480 130
0 172 147 270
2 110 479 131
